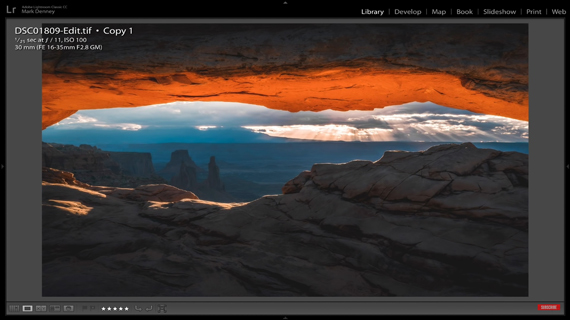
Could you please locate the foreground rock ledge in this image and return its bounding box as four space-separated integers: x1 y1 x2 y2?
42 24 528 129
43 143 528 296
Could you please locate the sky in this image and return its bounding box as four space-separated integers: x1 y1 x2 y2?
42 101 529 145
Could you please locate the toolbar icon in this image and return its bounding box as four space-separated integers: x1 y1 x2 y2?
157 304 167 313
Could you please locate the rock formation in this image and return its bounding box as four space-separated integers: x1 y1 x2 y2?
206 156 224 191
42 142 120 178
94 184 199 202
43 143 528 296
42 167 198 202
284 142 528 229
159 150 202 181
170 162 198 192
42 167 91 189
109 152 156 178
42 142 166 187
42 24 528 129
164 151 232 202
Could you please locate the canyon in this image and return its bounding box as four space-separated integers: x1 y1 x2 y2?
42 142 166 188
43 143 528 296
160 150 233 202
42 143 233 202
41 23 529 297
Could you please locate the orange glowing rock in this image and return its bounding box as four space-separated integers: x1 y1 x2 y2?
41 24 528 129
42 68 527 129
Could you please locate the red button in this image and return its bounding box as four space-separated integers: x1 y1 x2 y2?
538 304 560 310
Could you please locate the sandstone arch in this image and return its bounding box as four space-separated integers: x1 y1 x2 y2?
42 24 528 129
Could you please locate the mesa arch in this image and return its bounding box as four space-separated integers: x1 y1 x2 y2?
42 24 528 129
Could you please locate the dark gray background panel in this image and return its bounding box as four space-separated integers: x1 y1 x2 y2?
5 18 565 312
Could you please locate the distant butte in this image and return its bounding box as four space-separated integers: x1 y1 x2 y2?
42 24 528 129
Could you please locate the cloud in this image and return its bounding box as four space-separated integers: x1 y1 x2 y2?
243 125 397 141
56 114 98 125
195 126 217 131
241 103 528 142
44 101 528 143
50 113 144 131
93 123 143 131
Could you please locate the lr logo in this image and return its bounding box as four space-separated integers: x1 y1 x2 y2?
6 6 16 13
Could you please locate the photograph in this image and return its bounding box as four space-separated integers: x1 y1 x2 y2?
41 24 528 297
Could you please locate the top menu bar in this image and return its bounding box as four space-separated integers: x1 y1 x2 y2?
360 8 566 17
3 4 567 18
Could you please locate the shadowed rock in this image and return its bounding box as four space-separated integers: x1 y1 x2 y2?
165 153 233 202
171 162 198 191
109 152 156 178
207 156 224 191
43 143 528 297
282 171 311 194
42 142 166 188
159 150 201 181
42 166 198 203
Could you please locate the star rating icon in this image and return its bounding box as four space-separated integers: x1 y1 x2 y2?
103 306 129 311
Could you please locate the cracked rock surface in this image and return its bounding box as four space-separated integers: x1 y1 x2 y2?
43 143 528 296
42 24 528 129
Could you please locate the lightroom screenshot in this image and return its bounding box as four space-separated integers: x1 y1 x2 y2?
3 3 566 317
